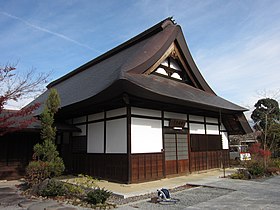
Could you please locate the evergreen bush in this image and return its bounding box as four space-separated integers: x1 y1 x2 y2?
87 188 112 205
247 161 265 177
38 179 67 197
26 161 51 186
26 89 65 187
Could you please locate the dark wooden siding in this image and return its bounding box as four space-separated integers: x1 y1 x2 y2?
165 159 189 175
0 132 40 180
71 153 128 183
189 150 229 172
188 134 229 172
131 153 163 183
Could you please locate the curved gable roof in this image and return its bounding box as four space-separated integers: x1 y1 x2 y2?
31 18 248 115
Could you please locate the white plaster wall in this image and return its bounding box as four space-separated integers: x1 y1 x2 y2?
131 107 161 117
106 108 126 118
73 116 87 124
221 132 229 149
88 112 104 121
206 125 219 135
189 115 204 122
131 118 163 153
87 122 104 153
72 124 86 136
164 111 187 120
206 117 218 124
106 118 127 153
189 123 205 134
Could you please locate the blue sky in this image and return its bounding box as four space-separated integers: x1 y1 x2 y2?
1 0 280 120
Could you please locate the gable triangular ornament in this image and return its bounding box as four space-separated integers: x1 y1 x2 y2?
144 42 200 89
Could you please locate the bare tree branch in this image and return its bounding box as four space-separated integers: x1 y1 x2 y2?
0 64 50 135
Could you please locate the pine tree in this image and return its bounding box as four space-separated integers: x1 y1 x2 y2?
26 89 64 185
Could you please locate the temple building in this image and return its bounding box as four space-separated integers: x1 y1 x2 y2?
0 18 251 183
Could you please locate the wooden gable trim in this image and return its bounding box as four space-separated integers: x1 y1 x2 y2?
144 43 175 75
173 44 200 89
143 42 201 90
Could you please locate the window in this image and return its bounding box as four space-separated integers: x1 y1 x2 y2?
229 146 238 152
152 56 194 86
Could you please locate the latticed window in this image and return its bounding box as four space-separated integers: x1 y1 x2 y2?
153 57 194 86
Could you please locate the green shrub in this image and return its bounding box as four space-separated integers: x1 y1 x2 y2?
25 158 65 187
230 172 245 179
87 188 112 205
38 179 67 197
64 182 84 197
37 179 86 197
72 174 98 189
47 157 65 177
230 169 251 179
247 161 265 177
272 158 280 168
26 161 51 186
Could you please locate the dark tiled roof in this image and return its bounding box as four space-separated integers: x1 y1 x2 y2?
31 18 248 117
47 17 175 88
124 74 246 112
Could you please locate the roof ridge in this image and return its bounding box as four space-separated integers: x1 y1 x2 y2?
47 17 176 88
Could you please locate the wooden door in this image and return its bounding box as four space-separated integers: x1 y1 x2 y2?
164 133 189 175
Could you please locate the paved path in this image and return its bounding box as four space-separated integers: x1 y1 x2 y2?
95 169 236 198
1 174 279 209
187 176 280 210
116 176 280 210
0 181 88 210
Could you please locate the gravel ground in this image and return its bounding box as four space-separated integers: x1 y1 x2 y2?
116 186 234 210
2 176 279 209
107 184 193 205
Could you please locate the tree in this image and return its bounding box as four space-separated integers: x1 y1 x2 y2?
26 89 64 185
251 98 280 130
251 98 280 153
267 123 280 155
39 88 60 144
0 64 49 135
